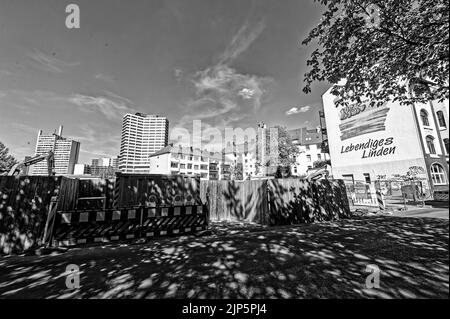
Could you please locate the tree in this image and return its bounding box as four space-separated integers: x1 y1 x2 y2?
274 126 299 178
276 126 300 167
0 141 18 173
302 0 449 107
313 159 331 169
231 162 243 181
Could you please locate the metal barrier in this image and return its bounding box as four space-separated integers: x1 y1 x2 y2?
48 204 208 247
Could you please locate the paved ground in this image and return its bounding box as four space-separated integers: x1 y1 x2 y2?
0 216 448 299
393 207 449 219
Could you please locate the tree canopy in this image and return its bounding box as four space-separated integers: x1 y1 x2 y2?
0 141 18 173
274 126 300 168
303 0 449 106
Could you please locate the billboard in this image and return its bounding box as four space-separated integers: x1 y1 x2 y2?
322 87 425 170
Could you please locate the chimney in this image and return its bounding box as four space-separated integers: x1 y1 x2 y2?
58 125 63 136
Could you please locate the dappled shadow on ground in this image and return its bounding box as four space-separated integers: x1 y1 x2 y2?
0 217 448 299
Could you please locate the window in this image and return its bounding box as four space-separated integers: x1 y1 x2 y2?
437 111 447 127
444 139 449 154
317 154 322 160
180 164 186 169
426 135 436 154
431 163 447 185
307 155 311 162
420 109 429 126
306 145 310 151
187 164 192 169
342 174 355 189
363 173 371 184
171 162 178 168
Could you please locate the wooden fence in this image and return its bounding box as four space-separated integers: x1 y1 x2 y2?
0 176 62 254
0 174 202 254
1 175 350 254
200 179 351 225
56 174 201 211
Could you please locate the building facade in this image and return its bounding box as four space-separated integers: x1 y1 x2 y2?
242 152 258 179
119 113 169 173
289 127 331 177
256 122 279 176
149 146 210 180
74 163 91 175
322 84 449 200
91 157 119 177
30 126 80 176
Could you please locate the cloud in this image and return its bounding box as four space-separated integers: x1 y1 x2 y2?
218 19 266 65
68 91 134 120
0 69 13 78
95 73 115 82
177 10 269 128
286 105 311 115
238 88 255 99
179 64 270 126
173 68 184 81
71 124 121 160
28 49 80 73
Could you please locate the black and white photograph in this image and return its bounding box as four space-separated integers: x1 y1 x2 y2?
0 0 448 307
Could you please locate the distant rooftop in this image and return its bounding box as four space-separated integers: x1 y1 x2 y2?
289 127 323 146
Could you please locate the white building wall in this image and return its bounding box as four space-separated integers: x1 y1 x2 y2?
149 151 210 179
322 84 450 199
149 153 171 175
291 144 330 176
322 86 428 184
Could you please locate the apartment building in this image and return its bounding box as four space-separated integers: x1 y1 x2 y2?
322 83 449 200
289 127 331 177
149 146 210 179
119 113 169 173
30 126 80 176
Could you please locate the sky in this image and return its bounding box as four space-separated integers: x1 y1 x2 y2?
0 0 330 164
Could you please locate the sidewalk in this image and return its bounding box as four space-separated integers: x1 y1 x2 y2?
351 202 449 220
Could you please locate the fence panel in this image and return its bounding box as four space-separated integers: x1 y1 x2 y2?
114 174 201 208
0 176 61 254
201 180 268 223
51 204 208 246
202 179 350 226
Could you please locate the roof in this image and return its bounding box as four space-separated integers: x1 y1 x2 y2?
289 127 323 146
150 146 173 157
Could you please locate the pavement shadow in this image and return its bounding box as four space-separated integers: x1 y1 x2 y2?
0 216 448 299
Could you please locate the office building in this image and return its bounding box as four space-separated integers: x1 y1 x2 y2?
30 126 80 176
119 113 169 173
91 157 119 177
